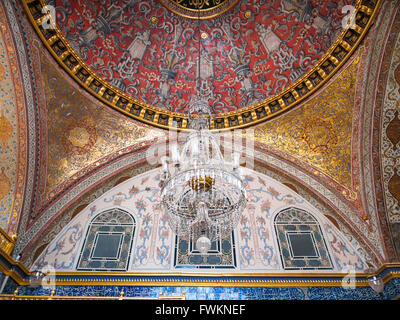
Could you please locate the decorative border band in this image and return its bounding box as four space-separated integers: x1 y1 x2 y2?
1 244 399 287
22 0 380 131
0 290 185 300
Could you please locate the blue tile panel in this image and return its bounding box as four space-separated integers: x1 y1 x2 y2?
174 232 237 269
76 209 135 271
274 207 333 270
9 277 400 300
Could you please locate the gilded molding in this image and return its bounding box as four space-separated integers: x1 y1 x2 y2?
22 0 381 131
0 227 16 255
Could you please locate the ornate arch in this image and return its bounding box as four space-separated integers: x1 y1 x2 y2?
369 2 400 261
19 142 382 268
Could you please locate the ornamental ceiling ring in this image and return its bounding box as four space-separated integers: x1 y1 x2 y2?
22 0 380 131
158 0 240 19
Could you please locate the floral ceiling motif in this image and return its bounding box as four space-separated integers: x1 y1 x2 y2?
380 23 400 257
50 0 348 114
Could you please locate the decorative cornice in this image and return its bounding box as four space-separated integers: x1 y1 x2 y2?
22 0 380 131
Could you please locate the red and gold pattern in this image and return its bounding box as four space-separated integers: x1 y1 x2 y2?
159 0 239 19
51 0 349 114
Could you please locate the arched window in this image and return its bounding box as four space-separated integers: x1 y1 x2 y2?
77 208 135 271
274 207 333 270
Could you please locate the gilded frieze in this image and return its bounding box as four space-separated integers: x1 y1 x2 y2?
159 0 239 19
381 32 400 223
254 55 360 189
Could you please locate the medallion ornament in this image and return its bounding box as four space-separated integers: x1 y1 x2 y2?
0 167 11 201
61 117 97 156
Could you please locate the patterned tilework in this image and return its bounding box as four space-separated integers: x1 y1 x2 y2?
274 208 333 270
32 167 367 273
76 209 135 271
5 277 400 300
380 23 400 225
174 232 236 269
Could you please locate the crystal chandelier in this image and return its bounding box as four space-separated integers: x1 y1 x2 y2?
159 102 247 254
159 6 246 255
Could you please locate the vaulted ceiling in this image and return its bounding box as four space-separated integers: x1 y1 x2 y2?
0 0 399 269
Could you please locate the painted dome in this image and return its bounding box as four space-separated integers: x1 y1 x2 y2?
52 0 348 114
25 0 375 129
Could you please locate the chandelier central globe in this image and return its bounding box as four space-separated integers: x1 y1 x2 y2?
159 99 246 249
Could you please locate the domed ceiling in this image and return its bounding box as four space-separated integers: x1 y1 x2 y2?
53 0 343 112
25 0 376 129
